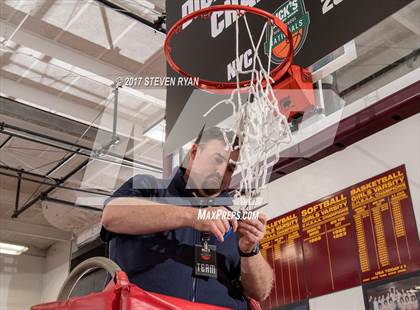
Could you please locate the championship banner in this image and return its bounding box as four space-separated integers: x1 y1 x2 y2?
300 191 361 297
349 165 420 284
261 165 420 306
260 209 306 308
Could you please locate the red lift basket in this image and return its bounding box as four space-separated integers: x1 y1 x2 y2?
30 257 230 310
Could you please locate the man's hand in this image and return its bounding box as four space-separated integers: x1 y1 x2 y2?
237 213 267 253
103 199 239 242
190 207 238 242
238 212 273 301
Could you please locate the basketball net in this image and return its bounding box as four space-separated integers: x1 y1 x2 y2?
203 12 293 211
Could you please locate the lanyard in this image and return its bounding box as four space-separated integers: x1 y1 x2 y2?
201 231 211 250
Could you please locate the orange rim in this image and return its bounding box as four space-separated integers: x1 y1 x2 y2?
164 4 294 91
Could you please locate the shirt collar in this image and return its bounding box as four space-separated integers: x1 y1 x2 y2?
169 166 195 197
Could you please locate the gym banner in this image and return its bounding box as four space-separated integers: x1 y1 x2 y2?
261 165 420 306
260 209 306 308
349 165 420 284
165 0 414 135
301 191 361 297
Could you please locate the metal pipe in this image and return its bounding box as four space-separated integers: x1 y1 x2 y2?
4 12 30 45
0 135 12 149
42 197 102 213
143 117 164 135
14 170 22 214
12 159 90 218
0 171 110 197
0 164 60 182
94 0 166 34
3 122 93 151
94 84 121 156
113 85 118 140
1 123 162 172
317 80 326 116
45 152 77 176
2 128 77 152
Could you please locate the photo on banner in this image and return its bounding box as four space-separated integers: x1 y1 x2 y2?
363 271 420 310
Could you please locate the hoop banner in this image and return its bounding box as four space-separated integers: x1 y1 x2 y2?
165 0 413 147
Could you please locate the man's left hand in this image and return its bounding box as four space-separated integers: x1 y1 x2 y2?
237 213 267 253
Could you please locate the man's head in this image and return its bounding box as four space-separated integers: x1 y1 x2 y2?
185 126 239 197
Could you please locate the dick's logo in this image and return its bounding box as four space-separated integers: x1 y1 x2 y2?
264 0 310 64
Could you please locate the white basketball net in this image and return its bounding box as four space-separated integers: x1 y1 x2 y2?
203 12 292 210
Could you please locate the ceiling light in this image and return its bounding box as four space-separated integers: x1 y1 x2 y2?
0 242 28 255
144 119 165 142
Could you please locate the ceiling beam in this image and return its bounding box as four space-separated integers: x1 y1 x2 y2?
0 95 156 161
0 169 110 196
42 197 102 213
0 163 60 182
0 76 115 133
95 0 166 34
0 77 148 143
0 219 73 242
392 11 420 36
12 159 90 218
0 19 166 107
1 121 162 172
0 135 12 149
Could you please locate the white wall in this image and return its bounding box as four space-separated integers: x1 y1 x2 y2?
0 241 71 309
0 253 44 310
263 114 420 309
41 241 71 303
264 113 420 232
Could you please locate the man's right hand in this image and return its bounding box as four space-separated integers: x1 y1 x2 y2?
102 198 238 238
189 207 238 242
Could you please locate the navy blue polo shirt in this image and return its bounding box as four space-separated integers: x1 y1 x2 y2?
100 168 248 309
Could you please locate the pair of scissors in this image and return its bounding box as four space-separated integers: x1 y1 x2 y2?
223 203 268 239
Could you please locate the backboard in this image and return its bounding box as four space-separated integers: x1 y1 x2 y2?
164 0 419 176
